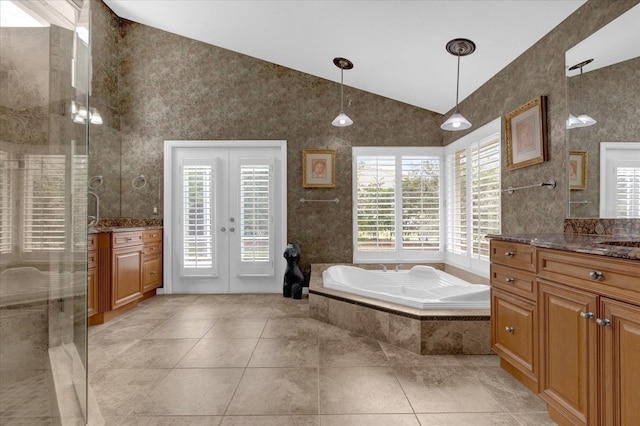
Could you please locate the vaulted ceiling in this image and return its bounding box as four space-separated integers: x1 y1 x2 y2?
103 0 586 114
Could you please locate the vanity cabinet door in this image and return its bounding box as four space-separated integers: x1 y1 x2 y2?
491 288 537 392
111 246 143 309
87 265 98 317
538 279 598 426
600 298 640 426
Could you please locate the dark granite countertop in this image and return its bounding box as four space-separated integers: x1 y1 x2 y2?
486 233 640 261
89 225 163 234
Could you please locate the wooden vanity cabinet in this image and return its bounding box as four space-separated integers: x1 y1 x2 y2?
89 228 162 325
489 240 538 393
110 230 144 309
142 229 163 294
537 248 640 426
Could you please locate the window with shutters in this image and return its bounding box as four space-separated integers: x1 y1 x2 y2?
614 166 640 217
182 162 215 273
445 118 501 277
23 155 67 251
600 143 640 218
72 154 88 251
0 151 11 254
353 147 443 262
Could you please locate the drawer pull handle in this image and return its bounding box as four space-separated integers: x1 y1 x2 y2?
589 271 603 280
505 326 515 333
150 271 156 275
580 312 594 319
505 277 514 283
504 251 514 258
596 318 611 327
126 237 132 241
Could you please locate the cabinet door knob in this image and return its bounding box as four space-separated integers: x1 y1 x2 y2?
596 318 611 327
505 326 515 333
580 311 594 319
589 271 603 280
505 277 514 283
220 227 226 232
504 251 514 258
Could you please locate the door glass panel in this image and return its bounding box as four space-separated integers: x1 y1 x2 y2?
182 163 215 274
237 159 274 276
240 164 271 262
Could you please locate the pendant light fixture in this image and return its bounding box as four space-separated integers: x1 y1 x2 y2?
332 57 354 127
566 58 596 129
441 38 475 131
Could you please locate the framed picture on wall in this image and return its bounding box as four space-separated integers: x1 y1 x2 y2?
303 149 335 188
569 150 587 190
505 95 547 171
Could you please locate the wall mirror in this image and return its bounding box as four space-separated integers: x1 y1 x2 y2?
565 3 640 219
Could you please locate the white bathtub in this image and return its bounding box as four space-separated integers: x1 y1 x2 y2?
322 265 490 310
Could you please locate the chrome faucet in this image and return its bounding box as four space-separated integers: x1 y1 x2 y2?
394 264 404 272
378 264 387 272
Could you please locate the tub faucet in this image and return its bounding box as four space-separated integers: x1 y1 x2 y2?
378 264 387 272
395 264 404 272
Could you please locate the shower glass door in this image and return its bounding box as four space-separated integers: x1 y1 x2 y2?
0 0 90 424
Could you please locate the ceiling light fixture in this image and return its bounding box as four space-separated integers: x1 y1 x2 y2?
441 38 475 131
566 58 596 129
331 57 354 127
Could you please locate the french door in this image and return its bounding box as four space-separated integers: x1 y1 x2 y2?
164 141 286 293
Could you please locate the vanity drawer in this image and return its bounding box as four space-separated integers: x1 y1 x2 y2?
538 249 640 305
490 240 536 272
491 263 537 301
88 234 98 250
112 231 144 248
87 250 98 269
143 242 162 255
143 229 162 243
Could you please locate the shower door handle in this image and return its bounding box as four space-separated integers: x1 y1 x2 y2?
88 191 99 227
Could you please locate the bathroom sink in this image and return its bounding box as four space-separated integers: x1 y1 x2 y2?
597 240 640 248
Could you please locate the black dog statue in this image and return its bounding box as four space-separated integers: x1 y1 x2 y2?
283 243 304 299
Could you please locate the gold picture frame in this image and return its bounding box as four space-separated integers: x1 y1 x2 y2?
505 96 548 171
569 150 587 190
303 149 335 188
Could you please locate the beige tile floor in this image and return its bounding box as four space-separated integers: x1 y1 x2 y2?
89 294 556 425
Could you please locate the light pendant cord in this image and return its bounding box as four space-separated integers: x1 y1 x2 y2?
340 67 345 113
455 51 461 110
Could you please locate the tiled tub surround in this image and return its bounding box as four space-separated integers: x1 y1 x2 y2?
309 264 491 355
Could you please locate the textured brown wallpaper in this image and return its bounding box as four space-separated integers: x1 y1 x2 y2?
90 0 639 267
441 0 639 234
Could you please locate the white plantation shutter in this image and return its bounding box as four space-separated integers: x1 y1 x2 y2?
446 149 468 255
23 155 66 251
237 159 274 276
401 156 440 251
240 164 271 262
353 147 442 262
72 154 88 251
471 139 501 257
0 152 11 254
444 118 501 277
181 160 215 275
615 166 640 217
355 155 396 253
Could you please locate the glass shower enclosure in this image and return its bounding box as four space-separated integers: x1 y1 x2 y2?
1 0 91 424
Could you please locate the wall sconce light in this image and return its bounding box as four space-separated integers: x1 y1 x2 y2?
441 38 475 131
566 58 596 129
70 101 103 125
331 57 354 127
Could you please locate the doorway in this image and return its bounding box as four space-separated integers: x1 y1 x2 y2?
164 141 287 294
